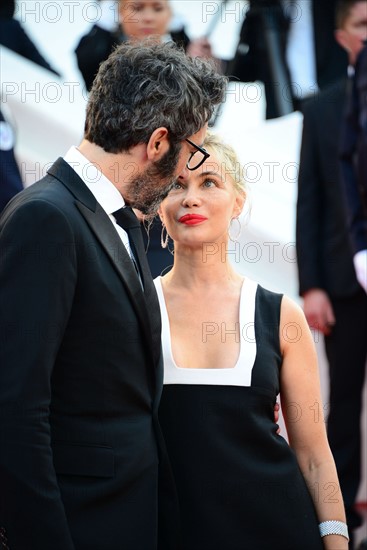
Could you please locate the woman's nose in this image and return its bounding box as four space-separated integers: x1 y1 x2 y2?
182 186 202 207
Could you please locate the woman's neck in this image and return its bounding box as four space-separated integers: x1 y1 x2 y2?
163 243 243 290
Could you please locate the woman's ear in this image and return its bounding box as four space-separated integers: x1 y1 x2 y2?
157 206 164 224
232 191 246 219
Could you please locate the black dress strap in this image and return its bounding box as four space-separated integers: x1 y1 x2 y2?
251 285 283 393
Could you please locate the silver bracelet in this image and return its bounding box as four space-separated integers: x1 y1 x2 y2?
319 520 349 541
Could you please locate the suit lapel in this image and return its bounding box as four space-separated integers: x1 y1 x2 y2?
47 158 160 368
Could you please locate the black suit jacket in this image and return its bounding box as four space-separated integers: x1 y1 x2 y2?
0 159 180 549
296 79 360 298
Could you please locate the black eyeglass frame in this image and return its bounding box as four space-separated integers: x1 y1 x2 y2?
185 138 210 171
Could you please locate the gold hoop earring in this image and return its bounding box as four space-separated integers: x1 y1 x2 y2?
161 223 169 249
228 217 241 242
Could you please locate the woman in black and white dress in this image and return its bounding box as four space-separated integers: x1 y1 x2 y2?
155 132 349 550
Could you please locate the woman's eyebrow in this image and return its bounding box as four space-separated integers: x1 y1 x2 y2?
200 171 219 177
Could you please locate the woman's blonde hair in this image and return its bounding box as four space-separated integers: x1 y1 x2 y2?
203 131 246 197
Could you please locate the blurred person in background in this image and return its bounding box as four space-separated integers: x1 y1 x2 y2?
296 1 367 547
228 0 348 119
0 0 60 212
340 41 367 296
0 0 60 75
0 108 23 212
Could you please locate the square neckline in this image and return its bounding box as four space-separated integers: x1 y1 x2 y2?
154 276 258 384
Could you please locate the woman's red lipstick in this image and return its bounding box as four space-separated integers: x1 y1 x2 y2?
178 214 208 225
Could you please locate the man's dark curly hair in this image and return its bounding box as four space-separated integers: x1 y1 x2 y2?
84 40 227 153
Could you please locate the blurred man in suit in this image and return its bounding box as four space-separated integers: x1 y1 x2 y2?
228 0 348 118
296 2 367 547
340 42 367 294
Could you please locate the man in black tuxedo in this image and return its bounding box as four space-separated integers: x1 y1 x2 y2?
0 41 226 550
296 1 367 546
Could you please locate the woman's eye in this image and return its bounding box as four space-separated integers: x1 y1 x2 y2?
203 179 216 188
171 181 184 190
130 4 142 12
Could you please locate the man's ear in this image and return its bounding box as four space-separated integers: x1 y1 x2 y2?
146 128 170 162
335 29 348 51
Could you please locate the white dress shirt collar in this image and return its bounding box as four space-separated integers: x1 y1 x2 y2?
63 146 125 215
63 146 141 277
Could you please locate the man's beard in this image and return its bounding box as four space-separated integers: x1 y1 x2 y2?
126 140 181 218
